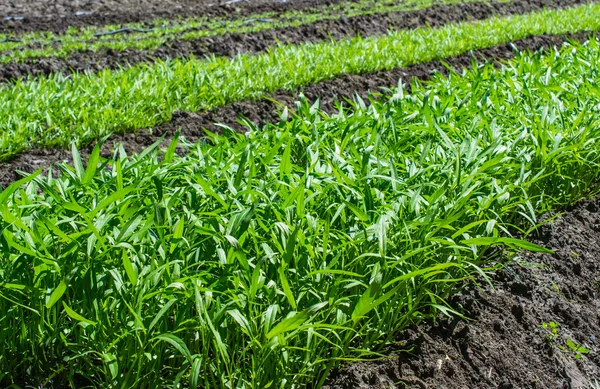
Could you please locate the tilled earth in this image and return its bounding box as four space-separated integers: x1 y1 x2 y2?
324 196 600 389
0 0 592 82
0 0 346 33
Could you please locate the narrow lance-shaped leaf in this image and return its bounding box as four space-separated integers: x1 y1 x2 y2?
46 280 67 309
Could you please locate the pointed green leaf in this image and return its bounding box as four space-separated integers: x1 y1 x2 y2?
71 143 84 180
149 299 177 332
461 237 553 253
62 302 97 326
122 250 138 286
154 333 193 363
278 267 297 310
47 280 67 309
164 130 180 164
266 310 309 340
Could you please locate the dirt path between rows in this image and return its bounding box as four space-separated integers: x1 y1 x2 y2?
0 0 593 82
0 0 350 34
323 194 600 388
1 31 595 190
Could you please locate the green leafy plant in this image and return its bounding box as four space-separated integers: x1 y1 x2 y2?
0 0 502 63
2 39 600 387
541 322 590 359
542 321 560 340
566 339 590 359
1 3 600 160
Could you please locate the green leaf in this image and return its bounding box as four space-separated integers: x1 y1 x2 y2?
280 142 292 180
46 280 67 309
306 269 364 278
263 305 278 336
62 302 97 326
91 187 136 218
266 310 309 340
196 176 228 209
344 201 369 222
234 146 249 189
102 352 118 380
461 237 554 253
0 169 41 206
37 214 72 243
227 309 252 336
203 310 229 362
351 282 400 323
71 143 84 180
122 250 138 286
170 217 186 254
383 263 460 289
249 262 261 301
153 333 193 363
363 181 374 219
283 224 299 266
173 217 185 240
137 136 165 160
351 284 378 323
163 130 180 164
189 358 202 388
2 283 25 290
278 267 297 310
450 219 489 239
82 141 101 184
149 298 177 332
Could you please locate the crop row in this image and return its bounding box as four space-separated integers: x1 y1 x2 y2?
0 0 495 62
2 0 389 42
2 37 600 388
1 3 600 161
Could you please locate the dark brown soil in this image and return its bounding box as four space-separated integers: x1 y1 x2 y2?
0 0 350 34
0 0 593 82
323 194 600 389
1 31 595 190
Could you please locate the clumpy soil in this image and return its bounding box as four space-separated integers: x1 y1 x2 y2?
1 31 596 190
0 0 348 34
0 0 593 82
324 195 600 388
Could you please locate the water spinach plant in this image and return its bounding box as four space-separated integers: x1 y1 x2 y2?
1 39 600 387
1 3 600 160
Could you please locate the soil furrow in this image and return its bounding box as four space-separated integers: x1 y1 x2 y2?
0 0 593 82
323 195 600 388
0 30 595 190
0 0 351 35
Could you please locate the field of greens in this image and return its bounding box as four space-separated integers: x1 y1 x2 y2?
1 3 600 161
1 0 600 387
0 0 500 63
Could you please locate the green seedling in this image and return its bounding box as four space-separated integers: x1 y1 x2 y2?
566 338 590 359
542 322 590 359
542 321 560 340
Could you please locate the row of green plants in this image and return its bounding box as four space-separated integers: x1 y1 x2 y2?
1 0 395 44
0 0 498 62
1 37 600 388
1 3 600 161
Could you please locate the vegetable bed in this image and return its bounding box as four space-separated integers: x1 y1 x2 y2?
2 38 600 387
